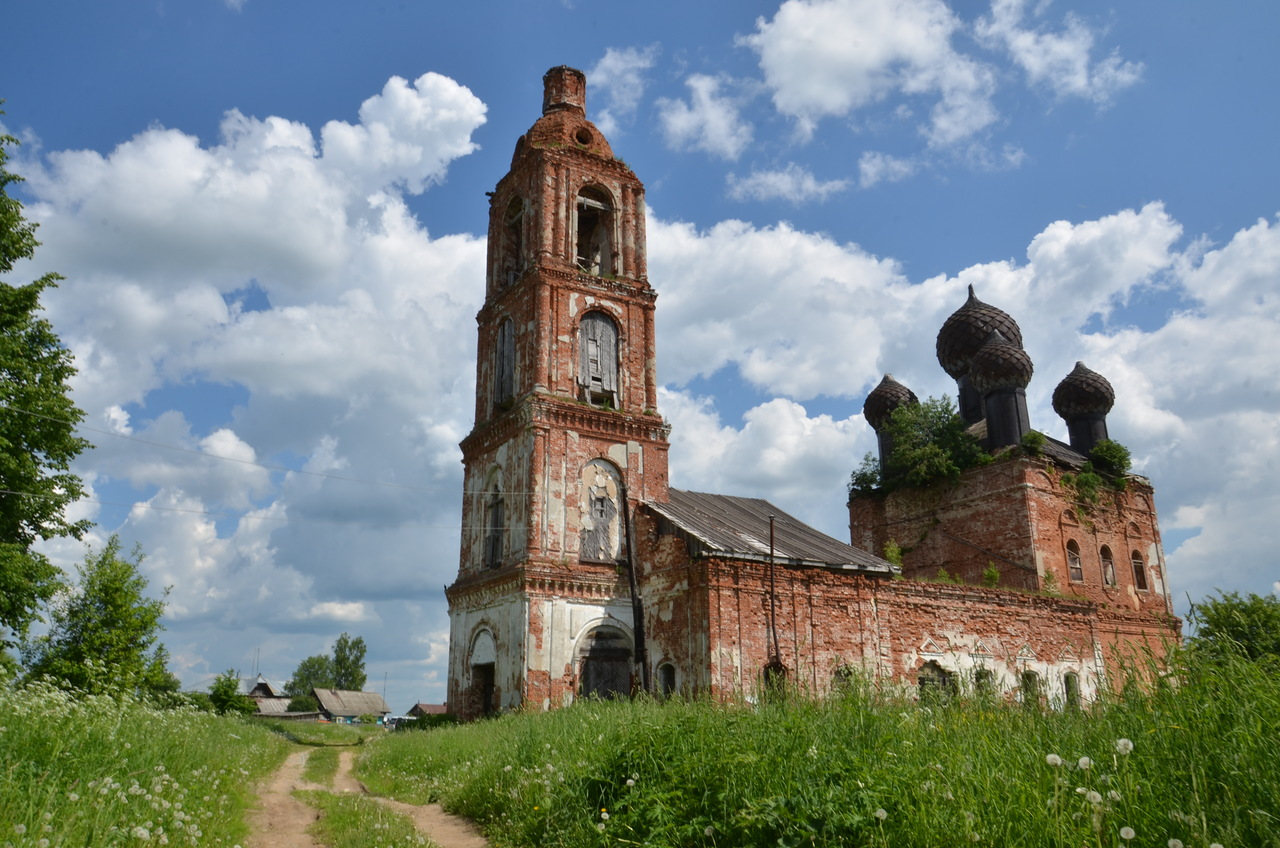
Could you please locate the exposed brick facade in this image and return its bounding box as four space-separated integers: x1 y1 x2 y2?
445 67 1179 720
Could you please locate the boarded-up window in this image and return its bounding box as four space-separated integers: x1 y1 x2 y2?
484 495 504 569
578 312 619 407
501 196 524 287
578 627 631 700
1131 551 1148 590
494 318 515 407
1067 540 1083 583
1100 546 1116 586
575 187 613 275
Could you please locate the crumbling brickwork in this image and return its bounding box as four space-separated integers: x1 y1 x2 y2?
445 67 1179 720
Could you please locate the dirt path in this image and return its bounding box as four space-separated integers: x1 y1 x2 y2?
247 747 489 848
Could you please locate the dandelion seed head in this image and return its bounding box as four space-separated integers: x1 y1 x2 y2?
1086 791 1102 805
626 778 635 787
705 826 715 836
1120 827 1136 840
1046 754 1062 766
597 823 606 832
1115 738 1134 755
1168 841 1183 848
875 808 888 821
1077 756 1092 770
1109 790 1122 801
970 832 980 842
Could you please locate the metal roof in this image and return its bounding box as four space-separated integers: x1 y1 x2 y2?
313 688 391 717
645 489 894 574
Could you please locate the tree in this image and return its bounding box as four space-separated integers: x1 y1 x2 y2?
284 653 335 697
849 396 989 495
22 535 171 696
1188 591 1280 664
0 123 91 653
285 631 368 695
209 669 257 716
332 632 367 691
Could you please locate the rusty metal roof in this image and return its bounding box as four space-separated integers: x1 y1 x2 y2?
645 489 894 574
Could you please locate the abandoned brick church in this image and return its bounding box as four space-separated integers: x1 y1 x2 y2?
445 67 1180 719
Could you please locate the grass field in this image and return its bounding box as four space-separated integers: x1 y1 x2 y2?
358 652 1279 848
0 682 289 847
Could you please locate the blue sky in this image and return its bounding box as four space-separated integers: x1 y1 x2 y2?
5 0 1278 712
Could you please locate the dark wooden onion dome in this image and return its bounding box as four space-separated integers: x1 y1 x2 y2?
863 374 919 466
936 285 1024 424
969 330 1033 448
1052 361 1115 454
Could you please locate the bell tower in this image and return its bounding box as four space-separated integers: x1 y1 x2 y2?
446 67 670 718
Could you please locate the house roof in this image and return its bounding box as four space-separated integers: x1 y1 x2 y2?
408 702 448 716
313 688 391 717
254 697 292 715
645 489 895 574
237 674 285 698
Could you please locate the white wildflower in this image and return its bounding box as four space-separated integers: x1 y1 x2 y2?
626 778 635 787
875 809 888 821
1120 827 1136 840
1046 754 1062 767
1077 756 1092 770
132 826 151 839
704 826 714 837
1115 738 1134 755
1086 791 1102 805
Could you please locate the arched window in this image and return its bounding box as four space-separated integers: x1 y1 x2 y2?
575 187 614 275
493 317 515 407
917 661 955 703
761 660 788 700
501 196 524 287
578 312 619 408
580 460 623 562
658 663 677 698
973 667 996 698
1063 672 1081 709
1131 551 1148 591
483 492 504 569
1066 540 1083 583
1100 546 1116 587
1020 670 1040 707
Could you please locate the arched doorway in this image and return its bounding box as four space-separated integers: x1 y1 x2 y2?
470 629 497 716
577 625 632 699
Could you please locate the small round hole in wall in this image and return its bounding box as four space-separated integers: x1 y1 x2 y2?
574 127 593 146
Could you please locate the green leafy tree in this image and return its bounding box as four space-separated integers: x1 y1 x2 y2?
209 669 257 716
850 396 989 494
285 653 335 697
286 632 368 696
1188 591 1280 664
22 536 171 696
286 694 319 712
0 124 91 654
332 632 367 691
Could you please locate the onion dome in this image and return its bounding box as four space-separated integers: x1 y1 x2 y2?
936 285 1024 379
1052 361 1115 418
969 330 1033 393
863 374 918 431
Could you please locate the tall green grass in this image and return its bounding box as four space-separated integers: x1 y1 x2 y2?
359 653 1279 848
0 681 289 847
